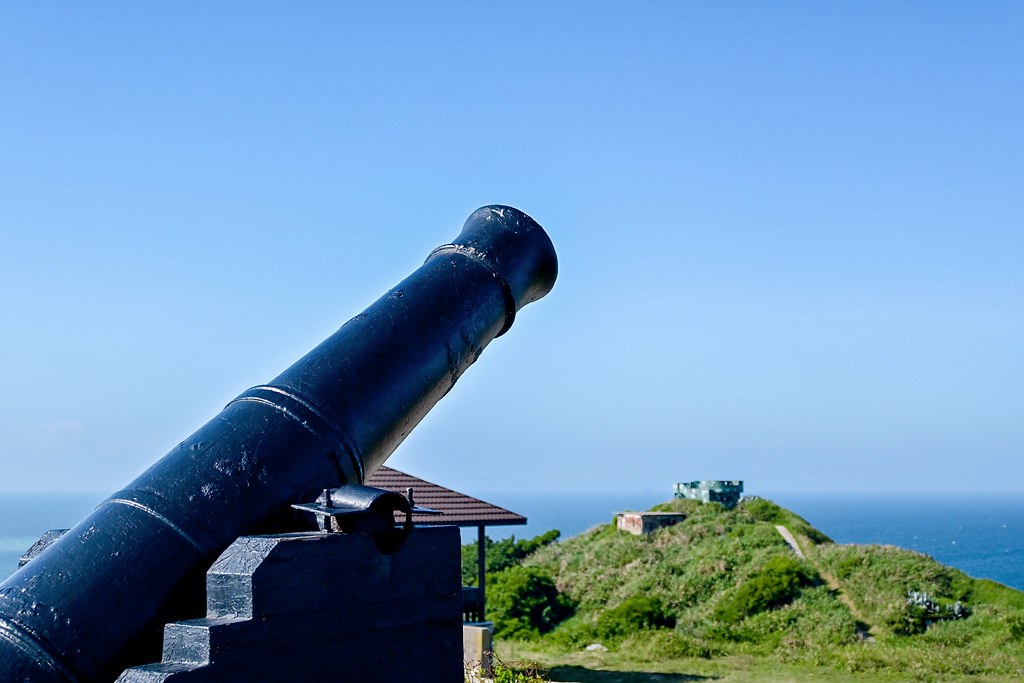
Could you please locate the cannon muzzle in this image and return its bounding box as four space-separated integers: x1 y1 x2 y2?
0 205 556 682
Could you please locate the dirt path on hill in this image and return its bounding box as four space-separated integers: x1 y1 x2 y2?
776 526 876 641
817 565 876 641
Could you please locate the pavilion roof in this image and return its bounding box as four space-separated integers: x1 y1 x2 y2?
365 466 526 528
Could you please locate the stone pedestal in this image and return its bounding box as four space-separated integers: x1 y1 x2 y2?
462 621 494 674
117 526 462 683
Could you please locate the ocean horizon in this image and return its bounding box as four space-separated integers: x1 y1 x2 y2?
2 491 1022 592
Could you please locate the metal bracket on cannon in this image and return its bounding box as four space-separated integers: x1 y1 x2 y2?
292 483 441 554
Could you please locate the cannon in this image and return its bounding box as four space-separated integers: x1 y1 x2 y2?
0 205 557 683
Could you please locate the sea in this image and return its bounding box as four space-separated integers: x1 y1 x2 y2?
2 491 1022 592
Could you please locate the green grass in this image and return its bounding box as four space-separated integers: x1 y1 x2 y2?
474 497 1024 682
499 641 1024 682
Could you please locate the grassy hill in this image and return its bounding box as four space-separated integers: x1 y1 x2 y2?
473 497 1024 682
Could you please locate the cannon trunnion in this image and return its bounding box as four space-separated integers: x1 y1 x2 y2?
0 206 556 683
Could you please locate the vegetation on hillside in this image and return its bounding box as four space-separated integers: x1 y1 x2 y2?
462 530 561 586
464 497 1024 681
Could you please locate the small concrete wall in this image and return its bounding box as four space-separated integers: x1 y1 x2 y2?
616 512 686 535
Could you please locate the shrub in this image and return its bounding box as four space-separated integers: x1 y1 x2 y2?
547 616 599 649
620 629 720 659
596 596 676 641
834 555 863 580
1007 612 1024 640
884 600 929 636
714 555 816 624
462 530 560 585
741 498 786 524
488 659 548 683
489 566 573 639
802 527 833 545
885 591 972 636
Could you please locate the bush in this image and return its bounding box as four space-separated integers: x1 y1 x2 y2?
1007 612 1024 640
741 498 786 524
547 616 599 649
802 527 833 545
488 659 548 683
489 566 573 639
714 555 816 624
462 530 560 585
596 596 676 641
628 630 720 659
885 591 972 636
884 601 930 636
834 555 863 580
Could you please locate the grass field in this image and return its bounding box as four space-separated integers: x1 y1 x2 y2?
469 498 1024 682
499 642 1024 683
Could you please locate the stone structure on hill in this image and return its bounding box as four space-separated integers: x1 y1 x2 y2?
674 480 744 509
616 511 687 535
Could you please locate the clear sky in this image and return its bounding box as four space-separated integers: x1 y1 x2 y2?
1 3 1021 496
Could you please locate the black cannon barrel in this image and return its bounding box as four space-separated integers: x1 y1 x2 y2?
0 205 557 683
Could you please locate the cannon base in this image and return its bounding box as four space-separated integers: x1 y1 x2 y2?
117 527 463 683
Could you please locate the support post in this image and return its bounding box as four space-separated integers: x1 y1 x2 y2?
477 525 487 620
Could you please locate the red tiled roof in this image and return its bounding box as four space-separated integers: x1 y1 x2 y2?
365 466 526 528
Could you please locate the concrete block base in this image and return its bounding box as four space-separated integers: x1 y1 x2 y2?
117 527 462 683
463 621 494 674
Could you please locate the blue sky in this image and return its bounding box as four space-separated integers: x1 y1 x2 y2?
1 3 1021 496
